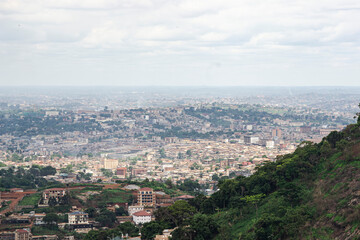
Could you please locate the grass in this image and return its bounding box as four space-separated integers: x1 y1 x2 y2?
350 161 360 169
18 193 41 206
333 215 346 223
331 182 343 193
88 189 132 204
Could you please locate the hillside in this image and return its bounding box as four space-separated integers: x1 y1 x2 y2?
153 117 360 240
208 120 360 239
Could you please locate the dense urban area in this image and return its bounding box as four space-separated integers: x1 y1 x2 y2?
0 87 359 240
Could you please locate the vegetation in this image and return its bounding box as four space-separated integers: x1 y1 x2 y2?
0 166 58 189
84 222 139 239
140 107 360 240
18 193 41 206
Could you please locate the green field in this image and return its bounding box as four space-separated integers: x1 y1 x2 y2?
18 193 41 206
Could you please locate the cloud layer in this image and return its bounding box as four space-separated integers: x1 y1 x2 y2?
1 0 360 86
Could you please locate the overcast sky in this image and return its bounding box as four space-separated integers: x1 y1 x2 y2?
0 0 360 86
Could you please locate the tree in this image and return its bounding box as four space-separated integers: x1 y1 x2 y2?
200 198 216 214
186 150 192 157
159 148 166 158
168 200 197 227
165 179 173 189
190 214 219 240
40 166 56 176
115 207 127 216
212 174 219 181
141 222 163 240
43 213 59 226
95 209 116 227
118 222 139 237
48 196 58 207
85 207 97 218
100 168 113 177
241 194 265 218
355 103 360 124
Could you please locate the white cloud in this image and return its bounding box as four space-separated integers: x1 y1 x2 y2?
0 0 360 85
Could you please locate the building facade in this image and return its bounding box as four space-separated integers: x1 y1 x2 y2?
137 188 156 206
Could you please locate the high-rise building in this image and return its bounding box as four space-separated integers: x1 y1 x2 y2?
104 159 118 169
271 128 282 138
138 187 156 206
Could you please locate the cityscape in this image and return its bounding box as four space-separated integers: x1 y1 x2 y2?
1 0 360 238
0 87 359 239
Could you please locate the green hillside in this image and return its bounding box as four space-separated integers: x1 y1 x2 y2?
160 115 360 239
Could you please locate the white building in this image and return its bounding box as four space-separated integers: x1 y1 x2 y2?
128 205 144 216
132 211 152 225
266 141 275 149
68 212 89 225
33 213 46 225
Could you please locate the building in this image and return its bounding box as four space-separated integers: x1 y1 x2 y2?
300 126 312 133
132 168 147 177
265 141 275 149
128 205 144 216
42 188 66 205
15 229 31 240
34 213 46 225
137 188 155 206
115 167 127 179
32 235 58 240
132 211 152 225
271 128 282 138
155 229 175 240
104 159 118 169
68 212 88 225
244 136 259 144
0 231 15 240
164 137 178 143
9 188 23 193
67 212 92 233
0 229 32 240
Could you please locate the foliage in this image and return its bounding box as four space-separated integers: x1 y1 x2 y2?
84 222 139 240
100 168 113 177
43 213 59 225
95 208 117 227
141 222 164 240
0 166 58 189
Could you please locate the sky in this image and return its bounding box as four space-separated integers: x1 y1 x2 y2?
0 0 360 86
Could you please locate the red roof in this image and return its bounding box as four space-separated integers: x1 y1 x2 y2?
139 187 153 191
15 229 29 233
133 211 151 216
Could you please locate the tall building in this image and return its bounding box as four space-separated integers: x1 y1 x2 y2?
104 159 118 169
244 136 259 144
271 128 282 138
138 187 156 206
